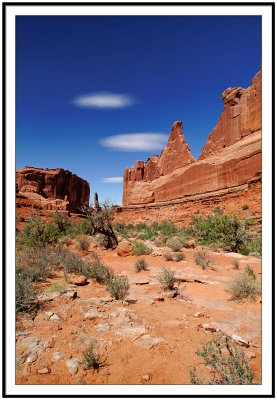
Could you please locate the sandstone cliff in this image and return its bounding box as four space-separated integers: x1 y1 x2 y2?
122 70 261 210
16 167 90 213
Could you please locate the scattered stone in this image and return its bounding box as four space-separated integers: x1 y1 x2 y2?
38 367 50 374
37 292 61 302
142 374 150 381
69 275 87 286
16 331 30 338
44 312 54 320
153 295 164 302
95 323 110 333
134 334 166 349
231 334 250 347
125 297 137 304
115 325 147 338
52 352 64 361
63 290 77 300
66 358 79 375
194 312 205 318
84 310 102 320
49 313 62 321
201 324 217 332
165 291 178 298
26 353 38 364
76 378 87 385
116 240 133 257
186 239 195 249
133 278 150 285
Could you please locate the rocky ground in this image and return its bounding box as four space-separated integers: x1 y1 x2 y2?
16 244 261 385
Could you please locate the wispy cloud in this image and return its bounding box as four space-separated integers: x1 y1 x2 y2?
73 91 135 109
102 177 123 183
100 133 168 152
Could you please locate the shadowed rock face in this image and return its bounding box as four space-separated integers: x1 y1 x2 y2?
122 70 261 207
16 167 90 212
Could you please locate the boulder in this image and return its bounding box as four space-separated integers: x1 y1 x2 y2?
116 240 133 257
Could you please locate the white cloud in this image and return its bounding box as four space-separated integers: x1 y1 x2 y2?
73 91 135 109
100 133 168 152
102 177 123 183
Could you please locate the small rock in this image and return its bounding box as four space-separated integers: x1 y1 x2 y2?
244 350 256 360
84 310 102 320
52 352 64 361
38 367 50 374
153 295 164 302
231 334 250 347
26 353 37 364
66 358 79 375
115 325 147 338
164 291 178 298
134 334 166 349
95 323 110 333
49 313 62 321
125 297 138 304
202 324 217 332
69 275 88 286
44 311 54 320
63 290 77 300
116 240 133 257
142 374 150 381
194 312 205 318
134 278 150 285
186 239 195 249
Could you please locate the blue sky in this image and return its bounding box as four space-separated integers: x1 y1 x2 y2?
16 16 261 205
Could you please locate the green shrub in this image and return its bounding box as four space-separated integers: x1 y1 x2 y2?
106 275 129 300
84 263 114 283
16 270 36 312
193 249 215 270
225 270 261 302
232 259 240 270
82 343 104 370
20 217 60 247
62 250 89 276
53 212 72 233
166 238 183 252
190 213 250 253
48 281 68 294
163 252 173 261
190 336 255 384
245 264 256 280
77 235 90 251
174 252 185 262
132 240 152 255
134 258 149 272
242 204 249 210
158 268 177 291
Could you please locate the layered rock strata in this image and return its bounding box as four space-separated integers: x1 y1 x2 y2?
16 167 90 213
122 70 261 211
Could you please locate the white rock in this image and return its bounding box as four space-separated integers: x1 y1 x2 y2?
66 358 79 375
134 334 166 349
52 352 64 361
26 352 37 364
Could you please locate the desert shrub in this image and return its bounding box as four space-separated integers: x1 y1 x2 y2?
20 217 60 247
245 264 256 280
106 275 129 300
190 213 251 253
48 281 68 294
239 234 262 256
82 343 104 371
16 270 36 312
134 258 148 272
242 204 249 210
62 250 89 276
193 249 215 270
190 336 255 384
166 238 183 252
77 235 90 251
84 263 114 283
158 268 177 290
132 240 152 255
232 259 240 270
163 252 173 261
53 212 72 233
174 252 185 262
225 270 261 302
158 220 178 237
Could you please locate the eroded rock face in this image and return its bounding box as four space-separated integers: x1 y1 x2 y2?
16 167 90 213
122 70 261 208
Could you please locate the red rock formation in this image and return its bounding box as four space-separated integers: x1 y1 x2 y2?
16 167 90 213
122 69 261 211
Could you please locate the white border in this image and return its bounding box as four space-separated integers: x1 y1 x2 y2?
4 2 273 397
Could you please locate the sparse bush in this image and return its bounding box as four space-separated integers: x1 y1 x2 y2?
174 252 185 262
163 252 173 261
16 270 36 312
77 235 90 251
106 275 130 300
62 250 89 276
135 258 148 272
166 238 183 252
53 212 72 233
242 204 249 210
20 217 60 247
245 264 256 280
158 268 177 291
132 240 152 256
193 249 215 270
225 270 261 302
84 263 114 283
190 336 255 384
48 281 68 294
82 343 104 371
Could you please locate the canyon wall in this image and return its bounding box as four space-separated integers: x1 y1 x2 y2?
16 167 90 213
118 70 261 224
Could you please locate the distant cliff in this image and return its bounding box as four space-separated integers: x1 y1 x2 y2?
122 70 261 209
16 167 90 213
